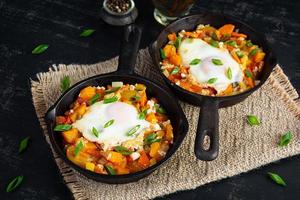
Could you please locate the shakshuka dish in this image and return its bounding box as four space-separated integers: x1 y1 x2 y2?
54 82 173 175
160 24 266 96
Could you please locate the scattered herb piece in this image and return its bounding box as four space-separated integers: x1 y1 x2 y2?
105 87 120 94
212 32 219 41
89 93 100 105
221 34 231 41
54 124 72 131
249 48 259 57
105 165 116 175
174 36 182 49
160 48 166 59
170 67 179 75
138 110 147 119
155 104 166 114
60 76 71 93
19 137 30 153
212 58 223 65
6 175 23 193
226 40 237 47
103 96 118 104
74 140 84 156
226 67 232 80
236 51 244 58
32 44 49 54
80 29 95 37
245 69 253 78
126 125 141 136
131 95 141 102
246 40 253 47
210 39 219 48
104 119 114 128
246 115 260 126
268 172 286 186
92 127 99 137
207 78 218 84
190 58 201 65
144 133 161 145
114 146 133 155
279 131 292 147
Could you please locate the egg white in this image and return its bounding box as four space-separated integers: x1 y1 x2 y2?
178 38 243 93
72 101 150 150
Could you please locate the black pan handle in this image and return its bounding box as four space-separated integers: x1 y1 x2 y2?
117 24 142 74
194 99 219 161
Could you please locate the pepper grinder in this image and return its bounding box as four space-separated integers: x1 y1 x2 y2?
100 0 138 26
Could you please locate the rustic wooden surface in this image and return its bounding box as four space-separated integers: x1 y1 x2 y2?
0 0 299 199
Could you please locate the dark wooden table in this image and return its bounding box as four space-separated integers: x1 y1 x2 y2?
1 0 299 199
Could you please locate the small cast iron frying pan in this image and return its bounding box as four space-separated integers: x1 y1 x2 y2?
45 25 188 184
150 13 277 161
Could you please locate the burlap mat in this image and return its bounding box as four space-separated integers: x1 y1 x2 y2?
31 48 300 200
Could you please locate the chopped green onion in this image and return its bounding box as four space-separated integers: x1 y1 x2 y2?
207 78 217 84
105 165 116 175
54 124 72 131
221 34 231 41
268 172 286 186
226 67 232 80
92 127 99 137
74 140 84 156
245 69 253 78
246 115 260 126
111 81 123 88
249 48 259 57
19 137 30 153
104 119 114 128
212 58 223 65
32 44 49 54
212 32 219 41
160 48 166 59
105 87 120 94
236 51 244 58
155 104 166 114
174 36 182 49
170 67 180 75
279 131 292 147
89 93 100 105
80 29 95 37
114 146 133 155
103 96 118 104
131 95 141 102
210 39 219 48
6 175 23 193
60 76 71 93
189 58 201 65
126 125 141 136
138 110 147 119
144 133 161 145
226 40 237 47
246 40 253 47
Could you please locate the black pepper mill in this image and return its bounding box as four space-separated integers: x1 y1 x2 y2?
100 0 138 26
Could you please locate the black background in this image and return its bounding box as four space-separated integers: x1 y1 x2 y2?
0 0 300 199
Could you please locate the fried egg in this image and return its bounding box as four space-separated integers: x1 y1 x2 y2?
72 101 150 150
178 38 243 93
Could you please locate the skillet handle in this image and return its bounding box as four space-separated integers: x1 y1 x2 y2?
117 24 142 74
194 99 219 161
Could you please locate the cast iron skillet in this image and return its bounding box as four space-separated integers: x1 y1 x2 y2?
45 24 188 184
150 13 277 161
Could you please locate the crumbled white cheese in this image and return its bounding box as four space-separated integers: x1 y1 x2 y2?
70 109 74 113
175 81 180 86
147 100 156 114
130 152 141 161
181 73 186 78
151 124 161 131
96 86 105 90
129 85 135 90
